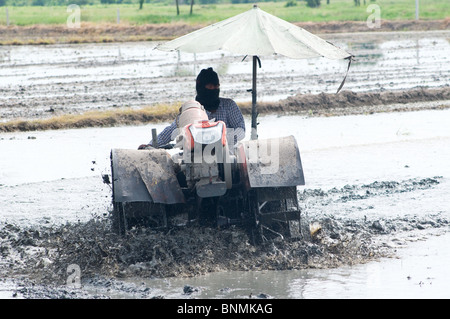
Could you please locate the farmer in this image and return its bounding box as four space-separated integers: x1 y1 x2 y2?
138 67 245 149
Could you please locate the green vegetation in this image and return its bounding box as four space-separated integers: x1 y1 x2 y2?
305 0 320 8
0 101 256 132
0 0 448 26
0 103 183 132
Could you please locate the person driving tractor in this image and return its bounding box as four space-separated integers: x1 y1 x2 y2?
139 67 246 149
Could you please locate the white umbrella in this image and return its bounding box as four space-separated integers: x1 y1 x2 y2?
157 4 353 139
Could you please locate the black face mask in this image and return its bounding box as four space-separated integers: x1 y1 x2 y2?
196 88 220 112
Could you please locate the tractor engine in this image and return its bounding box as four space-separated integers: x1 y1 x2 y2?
178 120 233 198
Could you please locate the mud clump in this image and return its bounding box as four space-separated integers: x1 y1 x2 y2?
262 87 450 117
1 176 448 298
0 217 384 286
299 176 443 205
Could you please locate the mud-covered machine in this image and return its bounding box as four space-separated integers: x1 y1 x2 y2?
109 101 305 243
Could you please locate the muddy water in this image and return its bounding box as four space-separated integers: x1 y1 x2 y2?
0 31 449 121
106 231 450 299
1 29 449 299
1 107 450 298
1 109 450 221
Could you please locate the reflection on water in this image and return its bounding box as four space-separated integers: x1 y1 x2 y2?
346 41 382 66
292 231 450 299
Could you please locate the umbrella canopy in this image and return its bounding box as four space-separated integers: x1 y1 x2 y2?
157 5 353 139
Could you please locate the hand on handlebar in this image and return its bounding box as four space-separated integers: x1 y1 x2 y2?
138 144 153 150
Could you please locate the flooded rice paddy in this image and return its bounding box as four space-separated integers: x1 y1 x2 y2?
0 30 449 121
0 30 449 299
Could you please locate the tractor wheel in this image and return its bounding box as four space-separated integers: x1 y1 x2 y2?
112 202 127 235
246 187 301 244
111 202 168 235
246 190 263 245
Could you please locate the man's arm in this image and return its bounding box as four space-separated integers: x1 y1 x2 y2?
152 119 178 147
139 119 178 149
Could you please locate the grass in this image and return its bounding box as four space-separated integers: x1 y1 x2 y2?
2 87 450 133
0 101 259 133
0 0 448 26
0 103 183 132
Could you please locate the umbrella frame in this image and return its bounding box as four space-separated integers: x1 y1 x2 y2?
251 55 258 140
156 5 353 141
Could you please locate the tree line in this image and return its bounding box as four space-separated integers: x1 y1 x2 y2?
0 0 373 9
0 0 301 7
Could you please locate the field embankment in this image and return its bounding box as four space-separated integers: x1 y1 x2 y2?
1 87 449 133
0 1 449 45
1 19 449 45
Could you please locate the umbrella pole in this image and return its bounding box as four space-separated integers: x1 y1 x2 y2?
251 55 258 140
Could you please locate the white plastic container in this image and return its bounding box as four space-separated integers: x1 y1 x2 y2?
177 100 208 128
